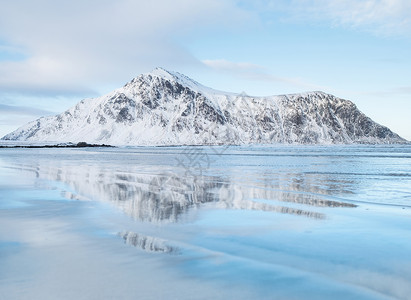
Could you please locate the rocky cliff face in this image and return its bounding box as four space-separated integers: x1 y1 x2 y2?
2 68 406 145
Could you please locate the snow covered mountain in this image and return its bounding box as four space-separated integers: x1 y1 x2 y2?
2 68 406 145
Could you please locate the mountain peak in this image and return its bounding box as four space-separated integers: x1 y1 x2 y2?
150 67 178 80
143 67 226 97
148 67 198 85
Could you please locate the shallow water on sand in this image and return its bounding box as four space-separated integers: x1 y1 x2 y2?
1 145 411 299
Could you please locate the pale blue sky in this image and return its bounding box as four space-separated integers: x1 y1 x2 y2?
0 0 410 140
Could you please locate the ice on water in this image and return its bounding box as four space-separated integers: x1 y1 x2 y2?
1 145 411 299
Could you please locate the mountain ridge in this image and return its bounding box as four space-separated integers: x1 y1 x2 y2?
2 68 407 145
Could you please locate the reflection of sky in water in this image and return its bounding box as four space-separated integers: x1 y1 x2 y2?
0 145 411 299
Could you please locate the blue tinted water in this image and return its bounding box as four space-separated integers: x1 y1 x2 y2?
0 145 410 299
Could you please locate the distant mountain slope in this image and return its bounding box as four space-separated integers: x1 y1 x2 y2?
2 68 406 145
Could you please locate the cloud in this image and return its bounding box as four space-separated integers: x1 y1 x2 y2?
360 85 411 97
269 0 411 36
0 0 253 96
202 59 267 77
203 58 326 91
393 86 411 94
0 104 53 116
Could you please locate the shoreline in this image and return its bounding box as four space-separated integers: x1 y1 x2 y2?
0 142 114 149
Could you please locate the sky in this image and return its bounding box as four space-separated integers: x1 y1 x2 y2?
0 0 410 140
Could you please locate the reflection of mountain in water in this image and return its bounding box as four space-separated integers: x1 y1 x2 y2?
20 161 357 223
118 231 178 254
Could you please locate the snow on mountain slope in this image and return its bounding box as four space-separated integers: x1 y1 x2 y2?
2 68 407 145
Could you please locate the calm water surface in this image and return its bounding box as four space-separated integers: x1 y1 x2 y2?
0 145 411 299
